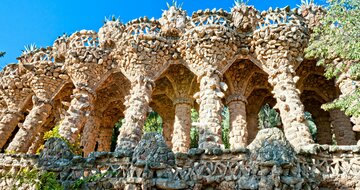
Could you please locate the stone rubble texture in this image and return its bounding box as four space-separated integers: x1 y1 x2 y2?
0 3 359 189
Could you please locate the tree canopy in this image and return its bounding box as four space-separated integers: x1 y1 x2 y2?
305 0 360 116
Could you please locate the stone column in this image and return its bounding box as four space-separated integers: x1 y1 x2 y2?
162 120 174 149
59 87 96 144
0 110 24 149
81 111 101 156
314 116 332 145
198 70 224 149
330 109 357 145
26 116 55 154
97 126 113 152
268 67 314 148
7 96 52 153
172 97 192 153
226 94 248 149
246 113 258 144
116 77 154 152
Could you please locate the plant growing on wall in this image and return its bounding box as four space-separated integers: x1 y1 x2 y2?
1 167 63 190
37 122 82 155
22 44 39 55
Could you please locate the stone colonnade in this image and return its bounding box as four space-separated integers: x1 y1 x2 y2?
1 5 359 156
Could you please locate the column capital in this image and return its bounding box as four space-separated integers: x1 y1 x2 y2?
226 93 247 105
173 97 193 106
197 67 222 82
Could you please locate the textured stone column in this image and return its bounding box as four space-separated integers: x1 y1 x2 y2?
330 109 357 145
315 116 332 145
253 8 315 150
226 94 248 149
26 116 55 154
172 97 192 153
116 78 154 151
198 71 224 149
7 97 52 153
81 111 101 156
59 87 96 144
0 110 24 149
246 113 258 144
97 126 113 152
268 68 314 148
162 120 174 149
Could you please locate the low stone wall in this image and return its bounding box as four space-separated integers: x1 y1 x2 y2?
0 131 360 190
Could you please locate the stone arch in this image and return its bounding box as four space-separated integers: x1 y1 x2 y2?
80 71 130 155
246 88 276 144
297 61 356 145
301 90 332 144
150 94 175 148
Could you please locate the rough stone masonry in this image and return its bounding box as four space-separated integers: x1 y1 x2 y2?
0 2 359 189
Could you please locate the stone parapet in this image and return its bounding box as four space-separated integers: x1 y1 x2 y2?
1 134 360 189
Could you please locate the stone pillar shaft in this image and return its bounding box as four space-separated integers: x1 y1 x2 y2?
162 120 174 149
59 88 95 144
198 72 223 149
97 127 113 152
116 79 153 151
227 94 248 149
315 116 332 145
268 59 314 148
330 109 356 145
81 112 101 156
246 113 258 144
0 110 23 149
172 98 192 153
7 99 52 153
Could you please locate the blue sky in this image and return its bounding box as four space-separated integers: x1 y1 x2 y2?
0 0 325 67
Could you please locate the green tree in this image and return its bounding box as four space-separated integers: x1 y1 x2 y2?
110 119 123 152
258 104 282 129
143 111 163 133
304 111 317 141
0 51 5 57
221 107 230 149
190 108 199 148
305 0 360 116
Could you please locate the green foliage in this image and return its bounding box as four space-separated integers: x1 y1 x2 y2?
305 0 360 116
221 107 230 149
110 119 123 152
304 111 317 141
37 122 82 155
71 171 114 190
257 104 318 141
1 167 63 190
258 104 282 129
0 51 5 58
143 111 163 133
322 88 360 117
190 108 199 148
305 0 360 78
